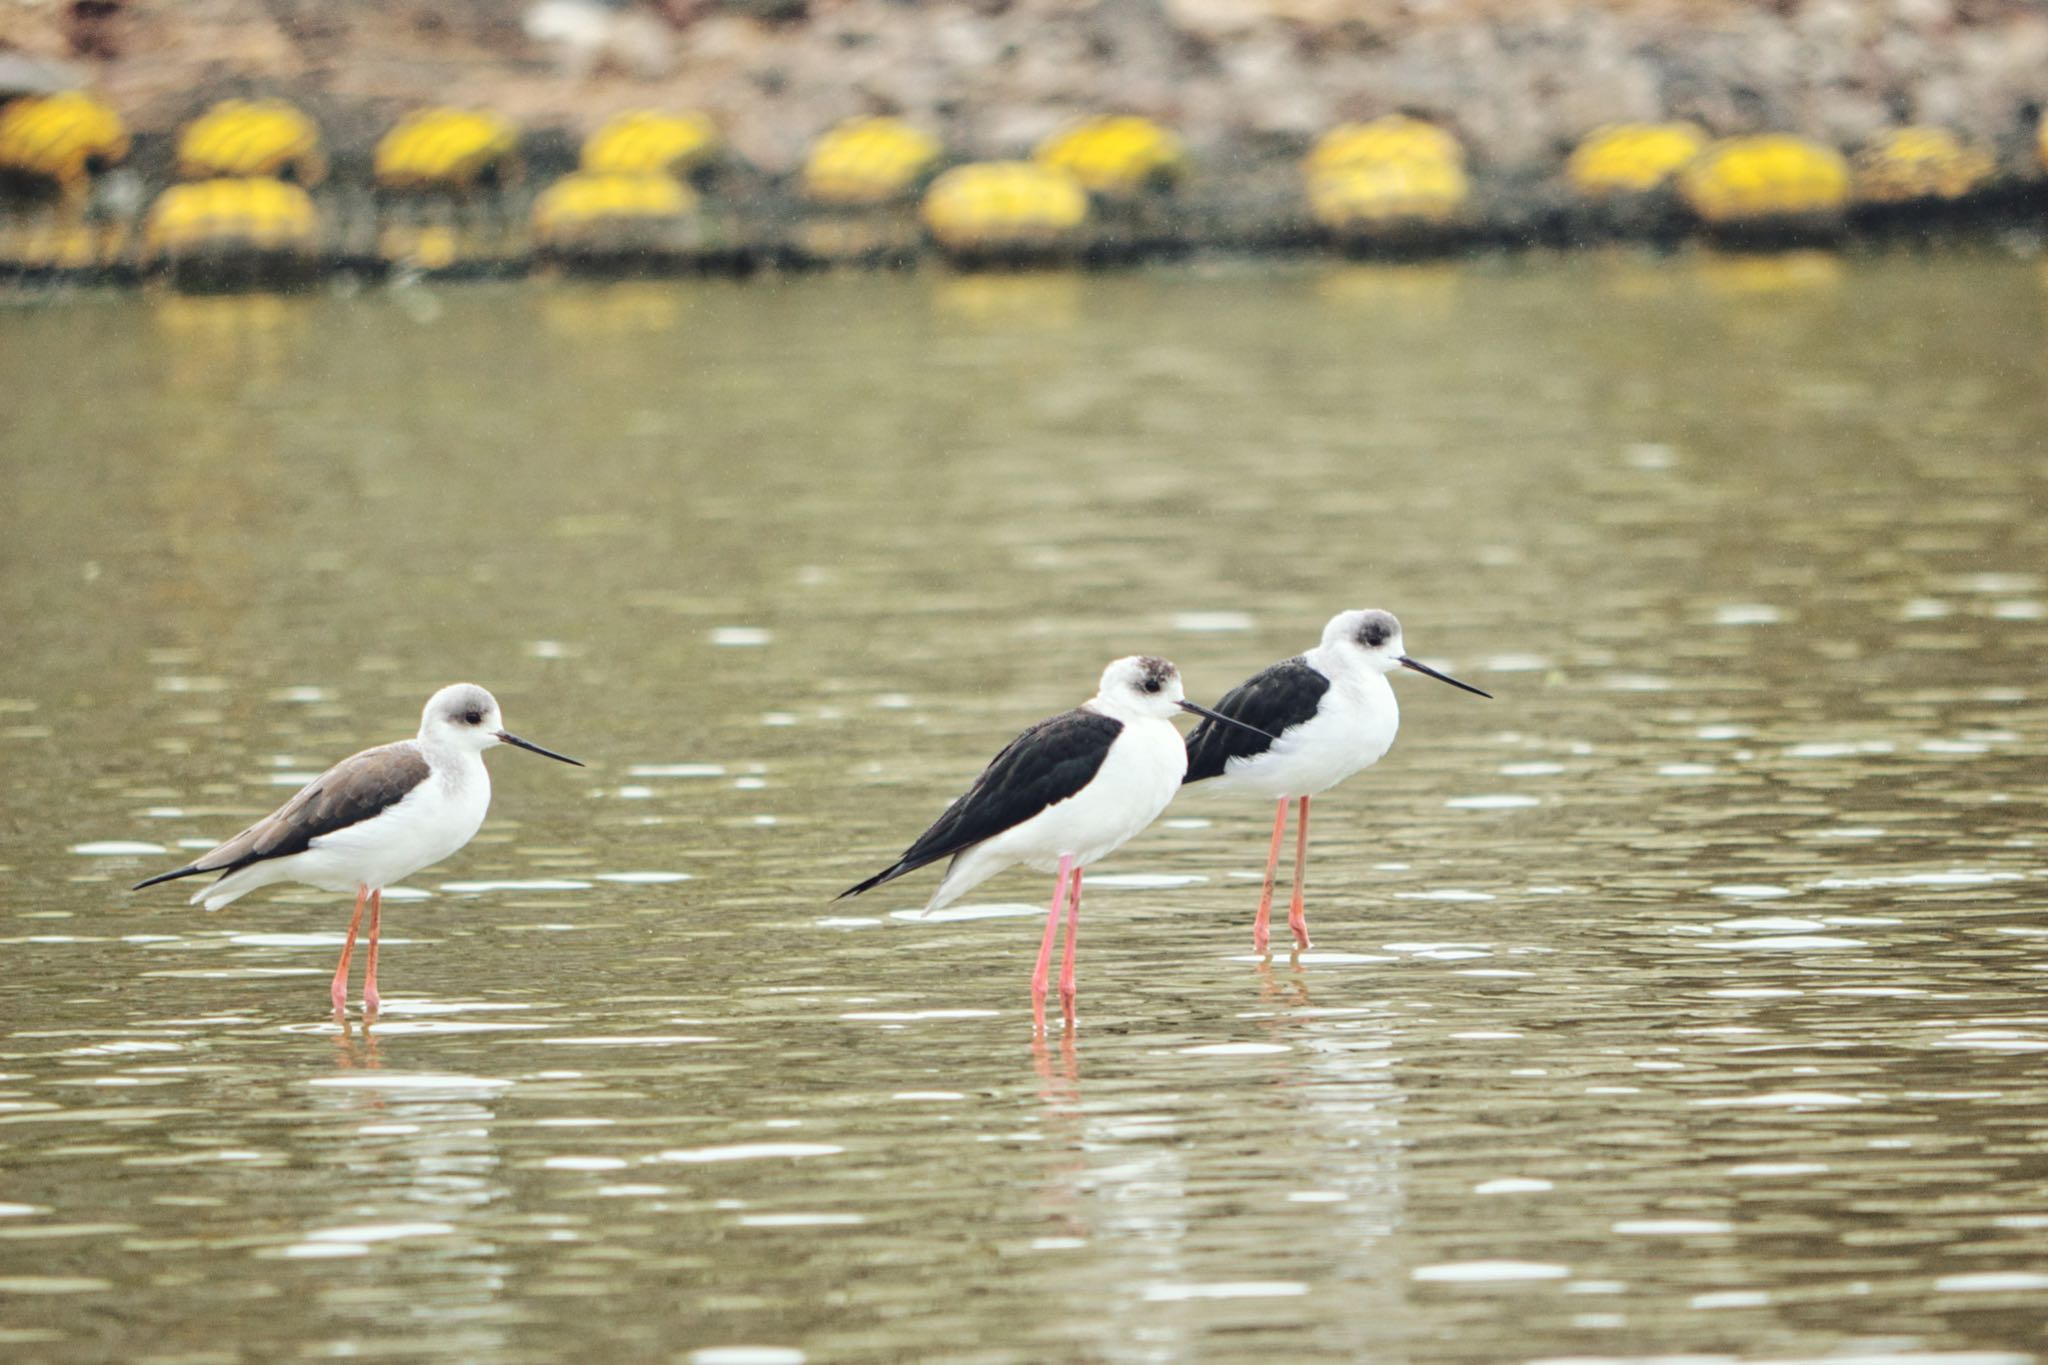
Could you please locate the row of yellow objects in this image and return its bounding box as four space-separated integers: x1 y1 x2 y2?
0 90 2023 213
4 91 2042 269
0 90 2025 218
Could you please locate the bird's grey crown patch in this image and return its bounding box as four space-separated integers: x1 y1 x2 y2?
442 684 495 724
1354 610 1400 649
1137 656 1177 687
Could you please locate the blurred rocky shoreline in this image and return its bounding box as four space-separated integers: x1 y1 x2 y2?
3 0 2047 283
5 1 2046 183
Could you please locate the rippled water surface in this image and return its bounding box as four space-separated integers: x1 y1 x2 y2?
4 256 2048 1363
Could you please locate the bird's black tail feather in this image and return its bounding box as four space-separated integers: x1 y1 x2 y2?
132 864 206 892
835 858 926 901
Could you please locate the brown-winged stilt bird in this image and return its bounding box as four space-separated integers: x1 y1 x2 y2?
1183 610 1490 956
132 684 582 1016
838 656 1273 1032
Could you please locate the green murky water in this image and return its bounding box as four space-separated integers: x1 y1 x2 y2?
4 254 2048 1363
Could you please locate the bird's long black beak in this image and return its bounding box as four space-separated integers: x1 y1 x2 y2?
1398 657 1492 699
498 731 585 766
1178 699 1279 741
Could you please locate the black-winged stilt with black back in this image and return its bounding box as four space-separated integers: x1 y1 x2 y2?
1182 610 1491 955
838 655 1273 1031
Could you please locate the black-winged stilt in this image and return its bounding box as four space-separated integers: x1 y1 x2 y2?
1182 610 1490 955
133 684 582 1016
838 655 1272 1031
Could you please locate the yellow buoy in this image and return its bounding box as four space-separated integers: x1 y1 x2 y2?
375 109 521 191
802 116 942 206
921 161 1089 254
145 177 319 258
0 91 130 190
1853 127 1994 205
1307 158 1469 230
532 170 700 245
1677 135 1850 224
1308 116 1464 177
581 110 720 178
177 99 325 184
1567 123 1707 197
1034 115 1185 195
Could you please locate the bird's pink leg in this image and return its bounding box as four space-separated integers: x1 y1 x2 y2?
1252 799 1288 956
362 889 383 1017
332 886 368 1015
1031 854 1076 1034
1288 796 1313 953
1058 864 1084 1025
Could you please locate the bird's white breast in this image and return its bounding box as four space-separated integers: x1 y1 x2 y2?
1221 668 1400 800
1000 714 1187 872
297 755 492 892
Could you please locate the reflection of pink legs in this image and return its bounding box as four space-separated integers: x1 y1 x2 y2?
1288 796 1312 953
363 889 384 1017
1252 798 1288 956
1058 864 1084 1025
332 886 369 1015
1031 854 1076 1034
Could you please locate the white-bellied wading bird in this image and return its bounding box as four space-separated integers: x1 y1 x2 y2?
133 684 582 1016
1182 610 1491 956
838 656 1275 1032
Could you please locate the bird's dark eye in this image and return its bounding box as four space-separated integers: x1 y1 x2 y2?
1142 679 1162 694
463 708 483 725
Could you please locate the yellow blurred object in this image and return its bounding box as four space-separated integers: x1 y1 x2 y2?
1567 123 1706 196
2039 110 2048 172
532 171 697 245
1853 127 1994 204
375 109 521 191
932 272 1082 328
921 161 1089 252
1677 135 1850 224
581 110 720 177
145 177 319 257
1034 115 1185 195
1308 116 1464 177
1694 248 1844 296
178 99 326 184
802 116 942 205
1307 158 1469 229
0 91 130 189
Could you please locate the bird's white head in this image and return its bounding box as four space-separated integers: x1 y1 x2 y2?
420 683 504 752
1319 609 1493 698
417 684 585 765
1322 608 1407 674
1094 655 1188 720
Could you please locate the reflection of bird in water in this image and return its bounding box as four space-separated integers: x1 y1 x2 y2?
1184 610 1490 956
133 685 581 1017
333 1014 384 1072
839 656 1272 1032
1253 956 1314 1010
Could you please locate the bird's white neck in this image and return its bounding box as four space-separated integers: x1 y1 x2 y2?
417 734 491 780
1083 694 1157 726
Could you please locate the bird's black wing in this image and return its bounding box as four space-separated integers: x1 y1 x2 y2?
1183 657 1330 783
132 743 431 890
838 708 1124 899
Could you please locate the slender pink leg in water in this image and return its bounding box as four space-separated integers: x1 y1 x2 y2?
362 890 384 1016
1288 796 1313 953
1251 799 1288 956
332 886 369 1014
1030 854 1076 1033
1058 864 1084 1024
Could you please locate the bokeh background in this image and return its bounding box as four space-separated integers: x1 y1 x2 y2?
5 5 2048 1365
